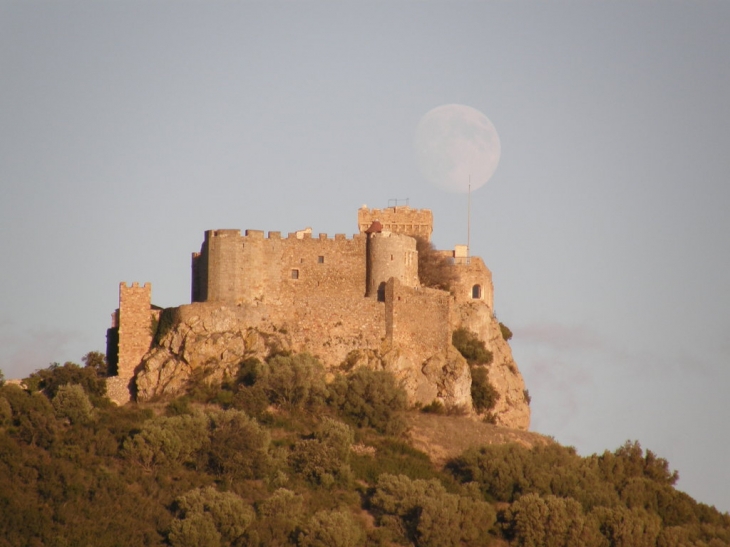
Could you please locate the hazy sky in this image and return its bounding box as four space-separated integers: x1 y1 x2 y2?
1 1 729 511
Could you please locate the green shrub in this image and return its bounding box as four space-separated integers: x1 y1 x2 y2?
289 418 354 486
253 488 304 545
328 368 407 435
300 508 366 547
470 366 499 414
52 384 95 424
207 409 271 480
499 322 513 341
371 473 495 547
24 361 107 402
123 412 210 471
503 493 588 547
452 328 493 366
259 353 327 410
169 487 254 547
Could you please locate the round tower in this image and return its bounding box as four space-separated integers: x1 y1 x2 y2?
366 231 419 299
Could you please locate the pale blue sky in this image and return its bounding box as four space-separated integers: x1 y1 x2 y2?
1 1 729 511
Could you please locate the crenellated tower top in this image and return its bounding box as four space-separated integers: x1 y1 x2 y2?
357 205 433 241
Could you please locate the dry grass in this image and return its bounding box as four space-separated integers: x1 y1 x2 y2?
404 412 553 465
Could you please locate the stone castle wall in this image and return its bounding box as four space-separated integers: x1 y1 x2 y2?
385 278 451 364
192 230 372 306
109 205 530 430
451 256 495 309
116 282 159 380
357 205 433 241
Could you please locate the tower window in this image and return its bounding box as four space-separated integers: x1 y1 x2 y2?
472 284 482 299
291 269 300 280
318 256 324 263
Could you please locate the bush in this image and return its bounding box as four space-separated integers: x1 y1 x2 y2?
207 409 271 480
300 509 365 547
123 412 210 471
416 237 458 291
499 322 513 341
24 361 107 402
452 329 492 366
169 487 254 547
253 488 304 545
328 369 407 435
52 384 95 424
503 493 589 547
289 418 355 486
259 353 327 410
470 366 499 414
371 473 495 547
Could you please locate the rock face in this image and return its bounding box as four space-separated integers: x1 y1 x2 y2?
135 300 531 431
455 303 531 430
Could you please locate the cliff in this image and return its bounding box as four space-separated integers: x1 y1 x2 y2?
134 297 530 430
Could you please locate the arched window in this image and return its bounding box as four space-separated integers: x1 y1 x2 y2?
471 284 482 299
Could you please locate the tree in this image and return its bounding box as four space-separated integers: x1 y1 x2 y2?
416 237 458 291
371 474 495 547
24 361 107 402
300 509 365 547
52 384 94 424
207 409 271 481
253 488 304 545
82 351 108 377
169 487 254 547
123 412 209 471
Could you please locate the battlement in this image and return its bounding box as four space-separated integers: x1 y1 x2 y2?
121 281 151 290
358 205 433 241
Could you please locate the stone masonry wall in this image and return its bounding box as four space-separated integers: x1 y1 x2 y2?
385 278 451 365
357 205 433 241
451 256 495 310
117 282 158 379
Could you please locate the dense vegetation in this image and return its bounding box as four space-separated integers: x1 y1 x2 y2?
1 354 728 547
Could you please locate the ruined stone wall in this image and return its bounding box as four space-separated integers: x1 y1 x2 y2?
358 205 433 241
117 282 158 379
385 278 451 364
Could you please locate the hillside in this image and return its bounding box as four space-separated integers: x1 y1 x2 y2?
1 357 729 547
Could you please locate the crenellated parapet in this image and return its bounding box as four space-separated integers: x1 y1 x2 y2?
357 205 433 241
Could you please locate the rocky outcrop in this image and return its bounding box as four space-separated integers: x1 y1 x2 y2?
135 303 290 400
454 302 531 430
135 299 530 430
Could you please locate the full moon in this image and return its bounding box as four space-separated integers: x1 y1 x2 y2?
414 104 501 193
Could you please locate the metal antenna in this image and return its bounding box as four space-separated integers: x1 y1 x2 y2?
467 175 471 258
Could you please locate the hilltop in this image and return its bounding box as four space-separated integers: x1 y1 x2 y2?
107 205 530 429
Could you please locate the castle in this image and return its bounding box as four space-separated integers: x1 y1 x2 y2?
105 205 529 430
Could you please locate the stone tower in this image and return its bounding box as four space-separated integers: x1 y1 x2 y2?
115 282 158 379
357 205 434 241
